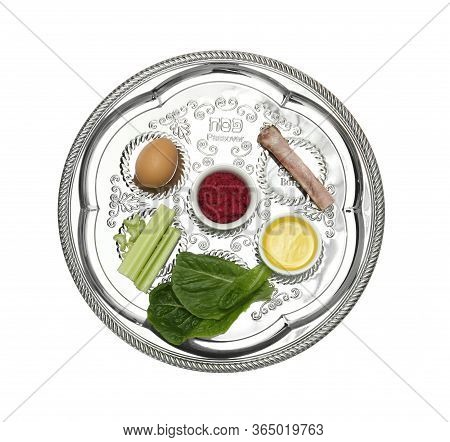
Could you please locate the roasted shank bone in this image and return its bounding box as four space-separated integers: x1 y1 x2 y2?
257 126 334 210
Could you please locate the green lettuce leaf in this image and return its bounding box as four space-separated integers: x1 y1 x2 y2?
219 263 273 310
147 283 202 345
147 281 272 346
172 252 271 320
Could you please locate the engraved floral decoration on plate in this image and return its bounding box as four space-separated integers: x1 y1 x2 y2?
149 101 198 144
251 287 302 320
107 175 141 228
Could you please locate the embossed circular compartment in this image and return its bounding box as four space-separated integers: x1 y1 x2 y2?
59 52 384 371
256 137 328 206
120 130 190 199
186 189 257 239
115 207 188 280
253 224 325 285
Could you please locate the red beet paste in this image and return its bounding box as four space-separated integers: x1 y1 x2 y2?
198 172 250 223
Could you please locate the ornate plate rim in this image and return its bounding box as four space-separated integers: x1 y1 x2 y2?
58 50 385 372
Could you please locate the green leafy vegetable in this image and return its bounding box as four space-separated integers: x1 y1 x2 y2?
113 233 128 252
114 213 146 258
147 252 273 345
147 283 202 345
123 214 144 243
114 214 145 255
172 252 272 320
219 263 273 310
148 281 272 346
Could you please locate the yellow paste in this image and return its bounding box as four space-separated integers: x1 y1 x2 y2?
261 216 319 271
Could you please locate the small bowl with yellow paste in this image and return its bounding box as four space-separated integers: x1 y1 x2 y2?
258 213 322 275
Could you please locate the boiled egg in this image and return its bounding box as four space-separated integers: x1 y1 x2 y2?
135 138 178 188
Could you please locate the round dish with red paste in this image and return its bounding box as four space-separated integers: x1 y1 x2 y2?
198 172 250 224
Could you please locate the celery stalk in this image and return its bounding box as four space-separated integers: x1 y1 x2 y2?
118 205 175 281
135 227 181 293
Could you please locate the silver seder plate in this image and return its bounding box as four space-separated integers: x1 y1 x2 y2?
58 51 384 372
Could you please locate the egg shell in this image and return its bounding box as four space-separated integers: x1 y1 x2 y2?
135 138 179 188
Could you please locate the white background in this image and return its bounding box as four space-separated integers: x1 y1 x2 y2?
1 0 449 440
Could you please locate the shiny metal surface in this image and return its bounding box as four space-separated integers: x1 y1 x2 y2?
58 51 384 371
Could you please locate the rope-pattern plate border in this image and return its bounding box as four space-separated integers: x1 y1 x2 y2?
58 51 385 372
